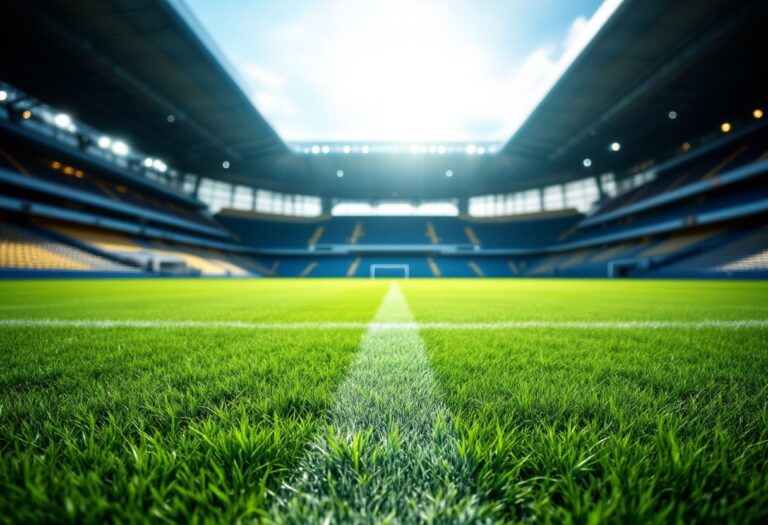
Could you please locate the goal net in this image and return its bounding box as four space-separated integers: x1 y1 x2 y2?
370 264 410 279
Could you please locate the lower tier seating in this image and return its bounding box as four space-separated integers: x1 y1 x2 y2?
0 220 139 272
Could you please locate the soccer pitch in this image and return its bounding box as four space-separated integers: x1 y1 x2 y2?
1 279 767 523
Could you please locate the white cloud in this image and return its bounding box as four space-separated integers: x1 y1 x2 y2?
239 61 285 90
254 91 297 117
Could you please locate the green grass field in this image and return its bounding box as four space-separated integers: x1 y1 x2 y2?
1 279 767 524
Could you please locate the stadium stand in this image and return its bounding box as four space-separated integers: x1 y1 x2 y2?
0 218 140 274
0 0 766 281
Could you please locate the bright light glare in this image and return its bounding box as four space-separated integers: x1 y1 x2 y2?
189 0 624 143
361 145 370 154
143 157 154 168
54 113 72 129
583 158 592 167
111 140 130 156
343 145 351 153
0 90 7 102
332 200 458 216
97 136 112 149
311 145 320 154
610 142 621 152
336 170 344 177
466 144 477 155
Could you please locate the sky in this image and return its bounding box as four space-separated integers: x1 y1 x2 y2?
180 0 621 145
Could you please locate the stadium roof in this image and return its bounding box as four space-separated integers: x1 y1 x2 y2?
1 0 767 199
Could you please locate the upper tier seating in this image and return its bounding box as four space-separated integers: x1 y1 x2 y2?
0 145 222 233
593 138 768 220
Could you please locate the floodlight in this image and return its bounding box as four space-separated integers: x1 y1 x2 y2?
97 136 112 149
466 144 477 155
337 170 344 178
583 158 592 167
610 142 621 152
54 113 72 129
111 140 130 156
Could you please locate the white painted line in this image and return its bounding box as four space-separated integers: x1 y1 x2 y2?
271 282 487 521
1 319 767 330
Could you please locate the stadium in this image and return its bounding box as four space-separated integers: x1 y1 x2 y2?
1 0 767 522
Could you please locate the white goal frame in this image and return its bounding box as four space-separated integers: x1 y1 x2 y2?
370 264 410 279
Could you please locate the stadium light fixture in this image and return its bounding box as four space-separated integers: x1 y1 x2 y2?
343 145 351 154
582 158 592 168
438 145 446 154
322 145 330 154
111 140 130 156
153 159 167 173
143 157 154 168
610 142 621 152
222 160 230 169
466 144 477 155
361 145 370 154
336 170 344 178
477 146 486 155
682 142 691 152
97 136 112 149
311 145 320 154
668 110 677 120
754 109 764 119
22 110 32 119
166 114 176 123
53 113 72 129
0 90 7 102
446 169 454 177
720 122 732 133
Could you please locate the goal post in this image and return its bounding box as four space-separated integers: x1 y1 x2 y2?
370 264 410 279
